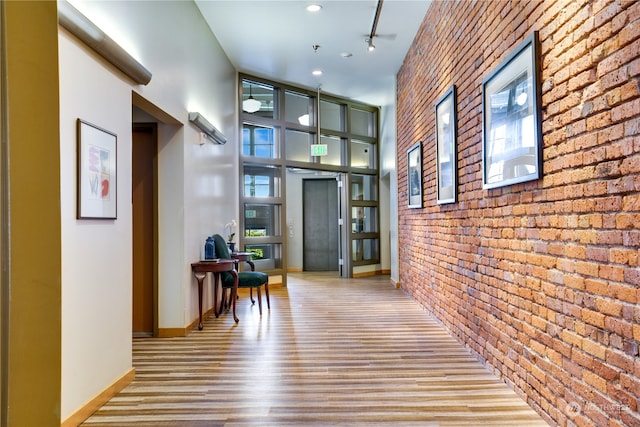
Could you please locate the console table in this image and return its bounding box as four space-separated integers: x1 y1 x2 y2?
191 259 239 328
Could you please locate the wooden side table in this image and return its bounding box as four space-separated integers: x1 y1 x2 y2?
191 259 239 328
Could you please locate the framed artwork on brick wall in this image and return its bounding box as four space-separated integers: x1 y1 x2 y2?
407 141 422 208
482 31 542 190
435 85 457 204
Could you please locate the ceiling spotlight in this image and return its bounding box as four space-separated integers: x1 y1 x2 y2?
242 84 261 113
367 38 375 52
312 69 323 76
306 4 322 12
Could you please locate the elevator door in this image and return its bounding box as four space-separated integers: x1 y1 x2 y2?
303 179 339 271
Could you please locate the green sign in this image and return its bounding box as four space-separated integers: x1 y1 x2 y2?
310 144 328 156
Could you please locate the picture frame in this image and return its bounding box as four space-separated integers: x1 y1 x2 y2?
77 119 117 219
407 141 422 208
435 85 457 204
482 31 542 190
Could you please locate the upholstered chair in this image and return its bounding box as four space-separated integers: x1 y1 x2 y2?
212 234 270 315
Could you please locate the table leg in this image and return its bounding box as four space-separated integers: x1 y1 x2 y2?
230 269 239 323
213 272 219 318
194 272 206 330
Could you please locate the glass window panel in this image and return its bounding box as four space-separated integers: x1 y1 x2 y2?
285 129 313 162
242 80 276 119
244 204 281 238
243 243 282 270
285 91 312 126
320 100 344 131
243 124 277 159
318 135 343 166
351 107 376 137
351 174 378 201
243 165 281 198
352 207 377 233
351 140 376 169
352 238 379 262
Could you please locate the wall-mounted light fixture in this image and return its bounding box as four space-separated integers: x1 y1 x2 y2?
188 112 227 145
58 0 152 85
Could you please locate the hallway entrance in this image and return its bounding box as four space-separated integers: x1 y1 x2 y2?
132 123 157 336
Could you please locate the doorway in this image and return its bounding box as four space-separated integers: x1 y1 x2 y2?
302 178 339 271
132 124 157 336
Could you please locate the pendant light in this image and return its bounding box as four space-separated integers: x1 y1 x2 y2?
242 85 261 113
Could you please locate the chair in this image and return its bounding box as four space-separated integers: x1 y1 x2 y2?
212 234 270 315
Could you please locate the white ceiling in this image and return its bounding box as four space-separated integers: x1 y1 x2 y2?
195 0 432 107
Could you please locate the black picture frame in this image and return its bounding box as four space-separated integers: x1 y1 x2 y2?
77 119 118 219
482 31 542 189
435 85 457 204
407 141 422 208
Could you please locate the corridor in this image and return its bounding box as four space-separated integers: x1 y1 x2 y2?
82 273 548 426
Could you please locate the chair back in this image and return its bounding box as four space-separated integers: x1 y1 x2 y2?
212 234 231 259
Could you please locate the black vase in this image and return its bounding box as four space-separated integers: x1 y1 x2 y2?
227 242 236 253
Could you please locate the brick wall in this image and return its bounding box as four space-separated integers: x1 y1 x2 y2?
396 0 639 425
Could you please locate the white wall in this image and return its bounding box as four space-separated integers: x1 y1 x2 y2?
379 100 398 282
59 0 236 419
285 170 304 270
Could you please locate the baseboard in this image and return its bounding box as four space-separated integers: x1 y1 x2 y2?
353 269 390 278
157 307 217 337
287 267 303 272
157 327 188 337
61 368 135 427
390 277 400 288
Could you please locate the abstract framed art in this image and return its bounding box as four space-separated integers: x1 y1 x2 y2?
482 31 543 190
77 119 117 219
407 141 422 208
435 85 457 204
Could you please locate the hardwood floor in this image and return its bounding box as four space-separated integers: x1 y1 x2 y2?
82 272 548 426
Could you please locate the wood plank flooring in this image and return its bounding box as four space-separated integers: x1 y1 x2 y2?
81 272 548 427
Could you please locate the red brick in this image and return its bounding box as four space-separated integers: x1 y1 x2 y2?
606 349 636 372
595 298 623 317
583 371 608 393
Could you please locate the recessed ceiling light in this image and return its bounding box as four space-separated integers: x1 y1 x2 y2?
306 4 322 12
312 69 323 76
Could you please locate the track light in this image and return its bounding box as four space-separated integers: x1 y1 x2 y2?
188 112 227 145
367 38 375 52
366 0 383 53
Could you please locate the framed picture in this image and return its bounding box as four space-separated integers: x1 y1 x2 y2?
435 85 457 204
407 141 422 208
482 31 542 189
77 119 117 219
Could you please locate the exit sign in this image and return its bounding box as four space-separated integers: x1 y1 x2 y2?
310 144 328 156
